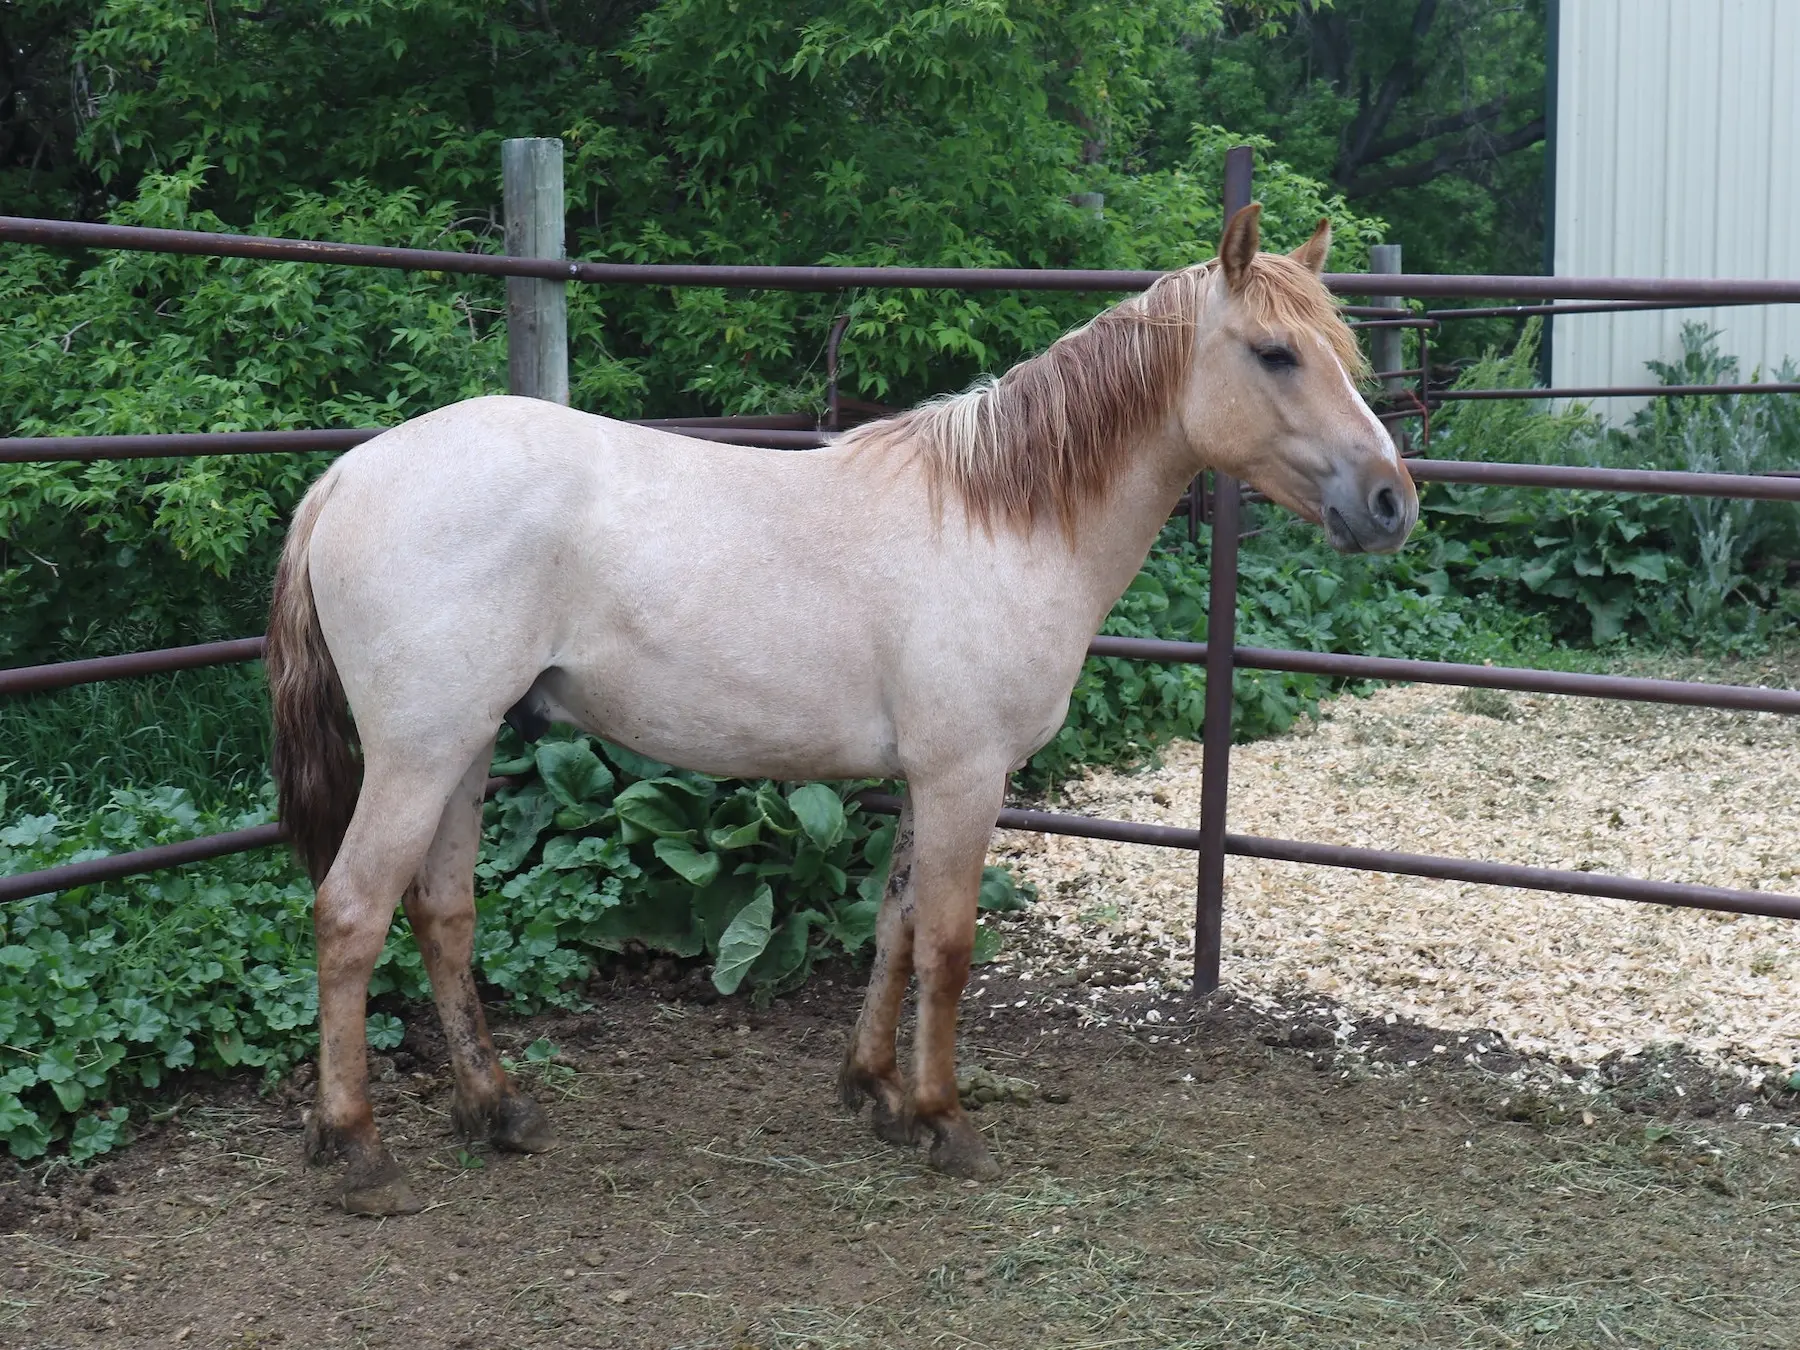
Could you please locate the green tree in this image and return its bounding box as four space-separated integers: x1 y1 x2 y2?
1150 1 1548 294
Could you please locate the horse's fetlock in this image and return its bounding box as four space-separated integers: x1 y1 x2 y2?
305 1105 378 1167
870 1096 920 1148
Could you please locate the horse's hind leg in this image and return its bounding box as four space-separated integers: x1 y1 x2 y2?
840 798 917 1145
401 743 553 1155
308 743 487 1216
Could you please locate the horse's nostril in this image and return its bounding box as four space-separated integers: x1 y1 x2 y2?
1370 485 1400 530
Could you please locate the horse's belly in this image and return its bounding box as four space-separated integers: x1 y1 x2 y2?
535 661 900 781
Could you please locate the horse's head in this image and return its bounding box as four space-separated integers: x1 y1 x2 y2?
1181 204 1418 554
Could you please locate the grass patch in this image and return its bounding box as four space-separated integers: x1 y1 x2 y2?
0 663 270 817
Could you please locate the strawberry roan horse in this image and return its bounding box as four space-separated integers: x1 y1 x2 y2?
267 206 1418 1215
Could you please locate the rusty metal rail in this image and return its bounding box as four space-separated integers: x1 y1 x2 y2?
0 420 829 464
1437 382 1800 401
852 793 1800 923
1426 298 1779 321
0 777 524 904
8 212 1800 304
0 637 268 697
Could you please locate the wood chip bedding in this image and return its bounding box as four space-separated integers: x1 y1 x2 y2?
989 681 1800 1072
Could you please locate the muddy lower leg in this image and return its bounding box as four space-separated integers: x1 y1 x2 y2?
307 751 488 1216
401 745 551 1154
840 802 916 1145
906 775 1004 1181
310 869 423 1216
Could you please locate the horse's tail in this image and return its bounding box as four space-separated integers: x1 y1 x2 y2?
267 467 360 886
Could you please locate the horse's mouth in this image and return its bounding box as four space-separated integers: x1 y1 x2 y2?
1324 505 1364 553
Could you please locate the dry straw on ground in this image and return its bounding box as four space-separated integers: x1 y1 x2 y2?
992 680 1800 1072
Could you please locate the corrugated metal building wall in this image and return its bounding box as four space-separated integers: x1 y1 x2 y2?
1552 0 1800 411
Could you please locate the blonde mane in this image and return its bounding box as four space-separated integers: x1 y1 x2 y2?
841 251 1365 534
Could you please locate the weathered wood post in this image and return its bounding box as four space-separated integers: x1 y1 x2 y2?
1369 243 1407 451
1369 243 1405 391
503 137 569 404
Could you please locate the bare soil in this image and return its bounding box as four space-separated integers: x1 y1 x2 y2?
6 962 1800 1350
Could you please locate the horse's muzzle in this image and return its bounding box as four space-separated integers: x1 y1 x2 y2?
1321 466 1418 554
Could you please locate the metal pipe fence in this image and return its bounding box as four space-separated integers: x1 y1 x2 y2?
3 145 1797 1000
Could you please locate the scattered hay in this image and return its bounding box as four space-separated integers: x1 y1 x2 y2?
992 681 1800 1072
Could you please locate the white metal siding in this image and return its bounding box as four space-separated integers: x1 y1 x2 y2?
1552 0 1800 414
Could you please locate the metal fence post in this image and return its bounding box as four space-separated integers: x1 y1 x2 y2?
503 137 569 404
1194 145 1253 996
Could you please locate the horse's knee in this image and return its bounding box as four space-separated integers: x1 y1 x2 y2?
314 882 393 966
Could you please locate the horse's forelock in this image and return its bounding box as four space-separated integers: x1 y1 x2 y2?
844 251 1360 534
1235 251 1367 377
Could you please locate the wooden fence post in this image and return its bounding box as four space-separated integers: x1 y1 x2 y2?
1369 243 1409 452
503 137 569 404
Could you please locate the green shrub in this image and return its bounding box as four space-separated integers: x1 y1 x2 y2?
1426 322 1800 648
0 664 272 818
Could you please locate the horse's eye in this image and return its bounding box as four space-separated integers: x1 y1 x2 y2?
1254 343 1297 370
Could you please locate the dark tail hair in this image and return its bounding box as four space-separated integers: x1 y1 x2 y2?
267 469 361 885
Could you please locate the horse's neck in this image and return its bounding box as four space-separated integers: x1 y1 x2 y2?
1060 416 1200 625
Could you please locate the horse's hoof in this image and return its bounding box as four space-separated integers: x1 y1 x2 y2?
328 1136 422 1216
341 1176 424 1217
927 1122 1001 1181
492 1091 556 1154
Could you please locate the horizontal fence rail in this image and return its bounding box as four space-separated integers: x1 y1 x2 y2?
1403 459 1800 500
9 215 1800 305
0 421 830 464
0 824 288 905
0 637 268 697
852 793 1800 923
1425 298 1777 321
1436 383 1800 401
1088 636 1800 715
12 626 1795 712
0 777 526 904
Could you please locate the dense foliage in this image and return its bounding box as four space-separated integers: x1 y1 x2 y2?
1425 323 1800 647
1 0 1385 664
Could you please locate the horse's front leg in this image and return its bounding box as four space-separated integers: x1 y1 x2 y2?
906 771 1006 1180
840 797 917 1145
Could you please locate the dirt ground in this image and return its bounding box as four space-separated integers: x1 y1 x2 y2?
5 958 1800 1350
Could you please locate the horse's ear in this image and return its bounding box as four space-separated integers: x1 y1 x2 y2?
1290 218 1332 276
1219 203 1262 292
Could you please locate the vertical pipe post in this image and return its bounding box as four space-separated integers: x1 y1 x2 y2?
503 138 569 404
1194 145 1253 996
1418 328 1432 450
